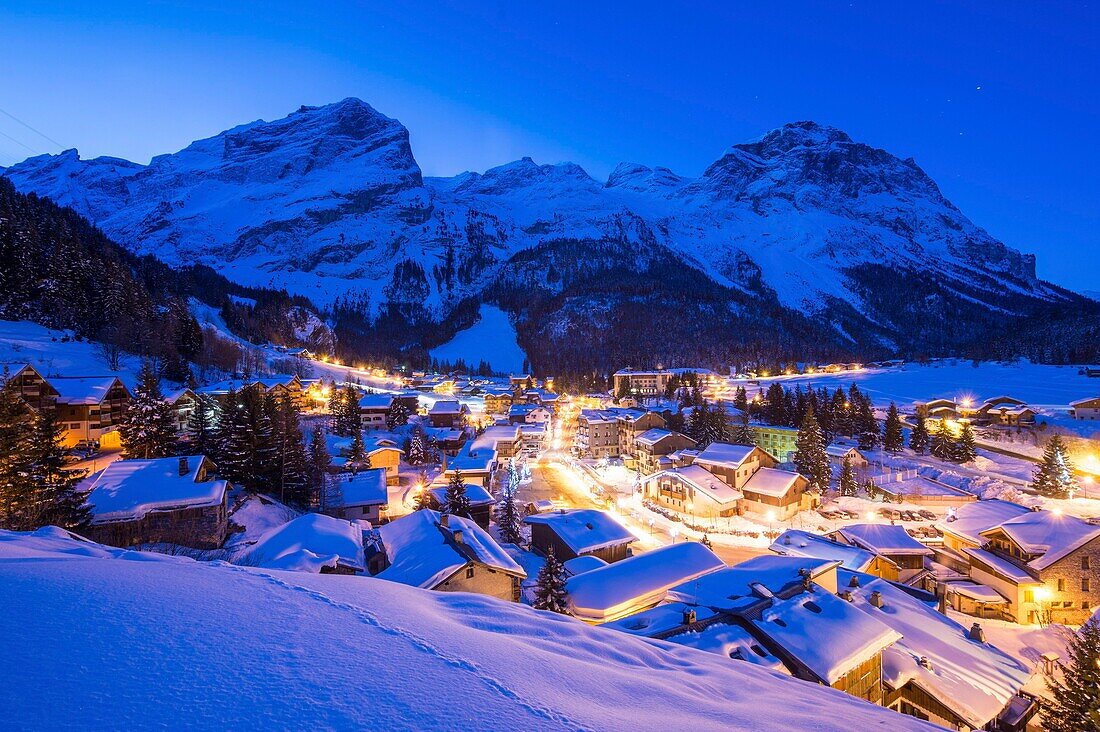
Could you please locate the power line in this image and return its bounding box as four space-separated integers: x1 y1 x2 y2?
0 128 41 156
0 107 65 150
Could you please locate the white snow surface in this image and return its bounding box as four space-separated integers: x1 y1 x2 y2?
523 508 638 555
429 305 527 374
240 513 364 573
85 455 227 524
0 527 937 730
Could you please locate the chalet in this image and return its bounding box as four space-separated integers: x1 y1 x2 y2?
691 443 777 487
1069 396 1100 420
524 509 637 563
252 375 306 409
442 425 517 487
430 427 468 457
826 444 868 468
482 389 513 415
741 468 814 520
616 410 667 464
164 388 197 437
752 424 799 462
566 541 725 623
633 428 696 475
828 524 933 584
509 374 536 391
915 398 958 420
770 529 903 581
358 392 393 430
845 574 1036 731
50 376 131 449
508 403 551 425
322 468 405 524
4 363 58 411
977 402 1035 427
372 510 525 601
332 437 403 483
936 501 1100 624
242 513 365 574
426 482 496 529
428 399 469 428
84 455 229 549
641 465 743 519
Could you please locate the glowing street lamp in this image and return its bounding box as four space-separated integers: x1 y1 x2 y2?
865 511 875 522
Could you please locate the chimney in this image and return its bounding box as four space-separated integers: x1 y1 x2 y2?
440 514 450 528
683 608 697 625
178 457 189 476
968 622 985 643
839 590 854 602
919 656 933 670
452 529 464 545
848 574 860 588
783 534 792 545
870 590 884 608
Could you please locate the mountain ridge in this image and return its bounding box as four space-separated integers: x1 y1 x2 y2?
3 98 1092 371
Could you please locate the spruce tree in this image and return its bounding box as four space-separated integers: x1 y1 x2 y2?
1031 435 1077 498
347 429 370 472
25 409 91 530
532 546 570 614
1043 616 1100 731
862 477 880 500
385 401 410 430
407 423 428 466
307 424 331 506
831 388 852 438
186 392 221 457
953 421 978 464
273 395 309 507
909 414 930 455
838 455 858 497
882 402 904 453
444 469 471 517
793 407 830 493
855 398 879 450
0 373 36 529
218 387 254 488
414 480 434 511
929 418 955 461
120 361 177 459
495 483 523 544
731 412 756 447
733 385 748 414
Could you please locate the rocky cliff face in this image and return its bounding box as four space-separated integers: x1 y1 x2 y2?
3 99 1085 368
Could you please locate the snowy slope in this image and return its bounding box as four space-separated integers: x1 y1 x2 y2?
0 527 935 730
429 304 527 372
3 99 1087 357
0 319 142 383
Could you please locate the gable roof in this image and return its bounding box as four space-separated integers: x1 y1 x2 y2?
325 469 389 508
429 400 466 415
650 466 742 506
743 468 802 498
845 574 1032 728
983 510 1100 570
834 524 933 557
693 443 759 470
935 500 1032 546
86 455 227 524
770 530 880 572
376 510 524 589
428 483 495 508
358 393 394 409
50 376 128 405
667 555 841 612
523 509 637 554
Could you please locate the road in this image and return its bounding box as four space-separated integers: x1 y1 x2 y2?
519 457 766 566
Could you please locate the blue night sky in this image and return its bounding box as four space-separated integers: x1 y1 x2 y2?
0 2 1096 291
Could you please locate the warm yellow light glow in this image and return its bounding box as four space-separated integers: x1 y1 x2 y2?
1034 587 1051 602
865 511 875 521
1052 507 1063 516
766 510 777 523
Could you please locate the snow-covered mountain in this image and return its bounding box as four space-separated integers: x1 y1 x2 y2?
4 98 1088 369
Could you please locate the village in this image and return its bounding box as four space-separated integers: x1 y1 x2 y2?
2 344 1100 732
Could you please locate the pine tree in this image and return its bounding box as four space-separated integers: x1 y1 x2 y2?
909 414 930 455
331 384 361 436
532 546 570 614
862 477 880 500
929 418 955 461
838 455 858 497
307 424 331 506
120 361 177 459
444 469 471 518
347 429 371 472
882 402 904 453
831 388 852 437
1031 435 1077 498
793 407 831 493
1043 616 1100 731
731 411 756 447
0 372 36 529
407 423 428 466
414 477 434 511
855 398 879 450
953 421 978 464
25 409 91 530
733 385 748 414
186 392 221 457
385 401 410 430
495 483 523 544
686 401 710 446
218 387 254 488
273 395 310 507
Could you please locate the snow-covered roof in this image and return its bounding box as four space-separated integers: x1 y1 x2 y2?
634 428 684 447
325 469 389 508
834 524 933 557
0 526 937 729
667 621 789 673
983 510 1100 570
242 513 364 573
1069 396 1100 407
376 510 523 589
693 442 758 470
50 376 126 405
846 574 1032 728
667 555 840 611
523 509 637 554
825 444 864 459
562 555 607 577
428 482 495 508
86 455 227 524
742 468 802 499
649 466 742 506
770 530 879 572
962 548 1038 584
605 601 718 637
429 400 465 415
358 393 393 409
162 387 195 404
935 500 1031 546
467 424 518 454
566 542 725 623
945 581 1007 604
750 591 901 685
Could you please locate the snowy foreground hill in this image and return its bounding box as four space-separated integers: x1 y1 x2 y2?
0 528 934 731
4 98 1092 369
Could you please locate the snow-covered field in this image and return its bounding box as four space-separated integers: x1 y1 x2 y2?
429 305 527 374
0 319 141 382
0 527 935 730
